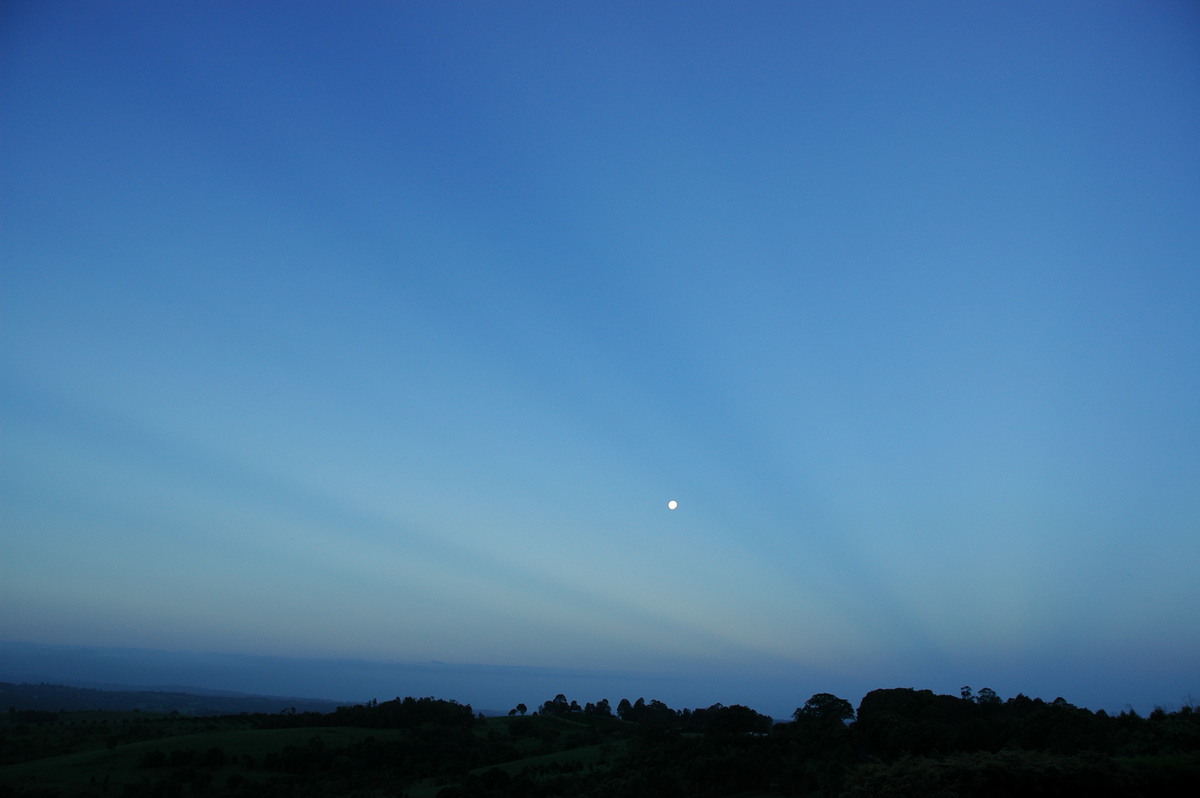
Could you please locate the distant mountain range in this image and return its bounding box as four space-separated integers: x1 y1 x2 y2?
0 640 680 718
1 680 346 715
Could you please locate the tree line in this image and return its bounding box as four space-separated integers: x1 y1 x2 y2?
3 684 1197 796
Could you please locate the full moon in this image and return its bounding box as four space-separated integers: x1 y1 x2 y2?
667 500 678 510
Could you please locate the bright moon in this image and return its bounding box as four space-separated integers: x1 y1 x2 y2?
667 500 678 510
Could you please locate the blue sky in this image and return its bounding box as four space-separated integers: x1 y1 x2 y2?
3 1 1198 717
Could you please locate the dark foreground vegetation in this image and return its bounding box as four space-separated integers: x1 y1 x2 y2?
2 683 1197 797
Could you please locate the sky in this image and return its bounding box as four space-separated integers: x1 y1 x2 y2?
2 1 1198 718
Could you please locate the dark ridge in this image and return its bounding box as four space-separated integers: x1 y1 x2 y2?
0 681 345 715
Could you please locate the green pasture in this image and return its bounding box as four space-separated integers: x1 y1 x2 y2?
0 725 391 792
1 710 636 795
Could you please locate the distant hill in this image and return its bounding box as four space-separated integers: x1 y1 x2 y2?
0 640 667 717
0 681 346 715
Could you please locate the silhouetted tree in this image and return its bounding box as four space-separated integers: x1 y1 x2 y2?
856 688 973 757
621 698 677 727
688 703 772 734
583 698 613 717
977 687 1000 705
541 694 570 715
794 692 855 726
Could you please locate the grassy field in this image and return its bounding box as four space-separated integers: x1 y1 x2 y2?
400 715 632 797
0 708 639 796
6 697 1198 797
0 723 397 793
